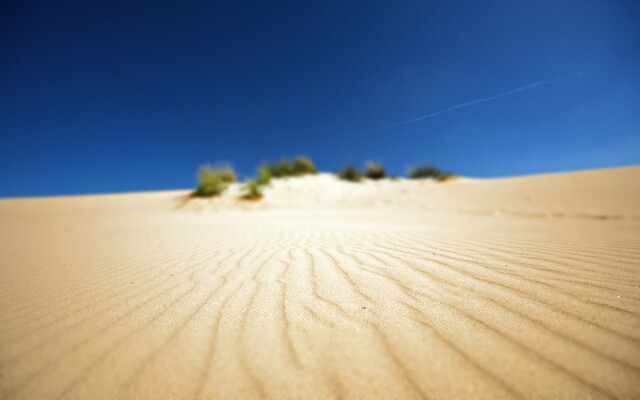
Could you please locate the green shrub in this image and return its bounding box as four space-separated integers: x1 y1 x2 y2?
263 157 315 178
338 164 363 182
436 172 456 182
408 164 441 179
365 162 386 180
268 159 292 177
292 156 317 175
267 163 279 177
218 166 236 183
409 164 455 181
242 180 263 200
278 159 292 176
257 166 272 185
196 165 234 196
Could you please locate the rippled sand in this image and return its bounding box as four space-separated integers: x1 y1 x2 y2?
1 167 639 399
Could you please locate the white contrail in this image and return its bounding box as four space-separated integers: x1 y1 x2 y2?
389 73 583 128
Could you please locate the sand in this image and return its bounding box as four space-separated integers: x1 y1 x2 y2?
1 166 639 400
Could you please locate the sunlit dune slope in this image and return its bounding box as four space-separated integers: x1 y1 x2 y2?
1 166 639 400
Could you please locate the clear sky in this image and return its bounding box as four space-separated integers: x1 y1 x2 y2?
1 1 639 197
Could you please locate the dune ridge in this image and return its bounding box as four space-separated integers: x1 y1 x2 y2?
1 167 639 399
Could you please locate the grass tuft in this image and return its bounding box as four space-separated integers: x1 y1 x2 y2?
409 164 455 182
292 156 317 175
365 162 386 180
242 179 263 200
436 172 456 182
268 159 292 177
195 164 235 196
263 156 316 178
257 166 272 185
218 166 236 184
408 164 441 179
338 164 363 182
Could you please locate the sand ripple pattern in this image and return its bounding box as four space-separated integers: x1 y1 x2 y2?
1 168 640 399
1 221 638 400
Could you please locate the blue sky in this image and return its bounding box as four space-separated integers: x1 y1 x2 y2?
1 0 639 197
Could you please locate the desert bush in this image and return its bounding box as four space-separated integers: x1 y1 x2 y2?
257 166 272 185
267 163 279 177
292 156 317 175
242 179 263 200
338 164 363 182
218 166 236 183
268 159 292 177
408 164 441 179
365 162 386 180
436 172 456 182
196 165 234 196
278 159 292 176
409 164 456 181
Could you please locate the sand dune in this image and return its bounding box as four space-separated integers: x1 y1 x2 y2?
1 167 639 399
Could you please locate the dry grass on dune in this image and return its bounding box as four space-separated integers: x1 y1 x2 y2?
0 166 639 399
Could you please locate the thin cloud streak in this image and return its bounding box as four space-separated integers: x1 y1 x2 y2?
389 73 583 128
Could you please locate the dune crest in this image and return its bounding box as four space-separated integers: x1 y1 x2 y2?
1 167 639 399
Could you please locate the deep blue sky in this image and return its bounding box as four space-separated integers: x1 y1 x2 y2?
1 0 639 197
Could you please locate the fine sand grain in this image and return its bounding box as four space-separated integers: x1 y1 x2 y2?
1 167 639 399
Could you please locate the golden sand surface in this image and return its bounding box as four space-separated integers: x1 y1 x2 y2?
1 167 639 399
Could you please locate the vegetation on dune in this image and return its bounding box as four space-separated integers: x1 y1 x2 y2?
292 156 317 175
408 164 440 179
193 157 454 200
193 156 317 202
365 162 386 180
409 163 455 182
195 164 236 196
257 166 272 185
266 164 278 178
338 164 363 182
263 156 317 178
239 156 316 200
275 159 292 177
436 172 456 182
339 161 387 181
242 179 263 200
218 166 236 184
